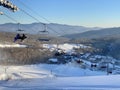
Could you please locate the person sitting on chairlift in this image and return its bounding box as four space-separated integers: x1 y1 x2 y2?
21 34 27 41
14 33 27 42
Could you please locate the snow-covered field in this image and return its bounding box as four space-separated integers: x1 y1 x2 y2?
0 64 120 90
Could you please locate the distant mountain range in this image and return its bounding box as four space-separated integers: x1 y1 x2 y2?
63 27 120 39
0 23 100 36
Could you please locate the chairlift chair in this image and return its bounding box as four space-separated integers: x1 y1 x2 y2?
14 23 27 43
39 24 49 34
16 23 25 34
37 24 50 42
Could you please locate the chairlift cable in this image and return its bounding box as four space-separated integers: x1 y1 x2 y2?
20 8 43 24
0 9 18 23
1 12 23 32
0 11 27 43
4 13 19 23
1 0 61 43
0 1 30 64
19 8 60 35
15 0 61 35
17 0 52 23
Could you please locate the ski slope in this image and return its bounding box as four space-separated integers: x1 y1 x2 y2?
0 64 120 90
1 75 120 90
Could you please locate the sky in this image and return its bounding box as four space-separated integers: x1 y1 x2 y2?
0 0 120 27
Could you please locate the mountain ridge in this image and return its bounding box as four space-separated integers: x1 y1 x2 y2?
0 23 101 36
63 27 120 39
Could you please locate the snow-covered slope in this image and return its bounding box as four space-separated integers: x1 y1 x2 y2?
43 43 91 54
0 64 105 80
0 64 120 90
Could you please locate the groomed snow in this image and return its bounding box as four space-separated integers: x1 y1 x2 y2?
0 64 120 90
0 64 106 80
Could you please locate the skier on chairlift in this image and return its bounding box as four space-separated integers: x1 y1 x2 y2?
14 33 27 42
21 34 27 41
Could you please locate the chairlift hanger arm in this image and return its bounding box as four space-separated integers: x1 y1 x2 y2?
16 23 26 32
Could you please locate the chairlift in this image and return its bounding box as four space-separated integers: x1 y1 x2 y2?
39 30 49 34
16 23 24 33
14 23 27 43
37 24 50 42
39 24 49 34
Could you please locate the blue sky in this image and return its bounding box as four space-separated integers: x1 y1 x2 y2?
0 0 120 27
